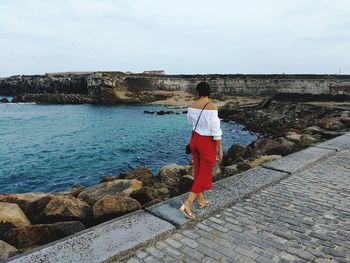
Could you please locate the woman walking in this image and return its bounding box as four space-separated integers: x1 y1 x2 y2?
180 82 223 219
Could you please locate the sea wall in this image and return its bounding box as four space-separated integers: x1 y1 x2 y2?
1 72 349 104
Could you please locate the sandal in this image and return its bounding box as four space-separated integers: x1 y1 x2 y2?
179 201 196 219
198 200 211 209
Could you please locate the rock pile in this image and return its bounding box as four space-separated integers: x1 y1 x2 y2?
12 94 95 104
0 97 10 103
219 99 349 136
0 166 186 259
217 97 350 174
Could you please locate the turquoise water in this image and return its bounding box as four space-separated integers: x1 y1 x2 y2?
0 103 257 194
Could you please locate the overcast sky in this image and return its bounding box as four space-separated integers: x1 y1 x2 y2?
1 0 350 76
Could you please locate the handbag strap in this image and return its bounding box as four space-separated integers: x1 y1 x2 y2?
193 102 209 132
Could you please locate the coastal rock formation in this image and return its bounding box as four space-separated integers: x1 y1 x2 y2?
78 179 143 206
0 203 31 229
317 116 347 131
223 144 256 166
0 73 89 96
0 193 53 222
218 96 349 178
53 184 85 198
92 195 141 222
0 202 30 241
12 94 94 104
2 72 349 104
254 138 295 156
3 221 85 249
212 161 223 182
130 186 170 207
248 155 282 168
38 196 92 225
159 164 189 187
223 165 239 176
0 97 10 103
101 167 159 187
219 98 349 135
0 240 17 261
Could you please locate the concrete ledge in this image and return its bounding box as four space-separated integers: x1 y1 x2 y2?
262 146 335 174
5 211 175 263
313 132 350 151
146 167 288 227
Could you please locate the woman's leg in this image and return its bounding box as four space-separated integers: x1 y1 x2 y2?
198 193 205 204
184 192 197 214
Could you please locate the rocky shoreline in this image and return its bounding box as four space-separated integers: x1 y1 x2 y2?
1 72 349 106
1 96 350 261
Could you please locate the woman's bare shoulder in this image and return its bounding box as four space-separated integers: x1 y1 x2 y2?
188 101 197 108
206 103 218 110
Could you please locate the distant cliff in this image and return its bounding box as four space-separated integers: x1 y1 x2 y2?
0 72 349 104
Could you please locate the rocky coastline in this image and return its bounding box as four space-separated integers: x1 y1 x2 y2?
1 72 350 106
1 96 350 260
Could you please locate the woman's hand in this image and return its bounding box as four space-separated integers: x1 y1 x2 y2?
217 149 223 160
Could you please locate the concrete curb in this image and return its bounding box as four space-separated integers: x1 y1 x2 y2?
4 211 175 263
313 133 350 151
262 146 335 174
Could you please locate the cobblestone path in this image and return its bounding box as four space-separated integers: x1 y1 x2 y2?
120 149 350 263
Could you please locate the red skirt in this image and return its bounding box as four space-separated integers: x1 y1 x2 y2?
189 131 216 193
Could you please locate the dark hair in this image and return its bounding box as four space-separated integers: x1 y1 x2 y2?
196 82 211 97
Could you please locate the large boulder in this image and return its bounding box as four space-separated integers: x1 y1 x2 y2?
340 111 350 127
317 116 347 131
53 185 85 198
159 164 188 187
78 179 142 206
0 240 17 261
38 196 92 226
301 134 318 146
0 203 31 237
223 144 256 166
130 186 170 207
3 221 85 249
223 144 246 166
0 222 16 239
0 193 53 222
223 164 239 176
248 155 282 168
302 126 325 135
92 195 141 222
284 132 302 144
212 161 223 182
0 98 10 103
101 167 158 186
254 138 294 156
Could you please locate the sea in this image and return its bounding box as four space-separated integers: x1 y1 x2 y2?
0 98 257 194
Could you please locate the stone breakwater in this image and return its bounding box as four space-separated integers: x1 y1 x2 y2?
1 96 350 260
1 72 350 104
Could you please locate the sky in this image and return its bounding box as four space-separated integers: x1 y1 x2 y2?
1 0 350 77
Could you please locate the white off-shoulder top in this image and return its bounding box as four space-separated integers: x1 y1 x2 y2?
187 107 222 140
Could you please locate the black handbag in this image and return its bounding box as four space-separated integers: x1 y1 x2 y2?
185 102 209 154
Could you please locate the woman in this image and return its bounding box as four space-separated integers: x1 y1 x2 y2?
180 82 223 219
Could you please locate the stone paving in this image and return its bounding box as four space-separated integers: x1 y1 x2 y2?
119 149 350 263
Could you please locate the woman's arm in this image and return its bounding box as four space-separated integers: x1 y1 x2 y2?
208 104 223 160
215 139 223 160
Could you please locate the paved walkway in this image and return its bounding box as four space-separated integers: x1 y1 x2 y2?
119 149 350 263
